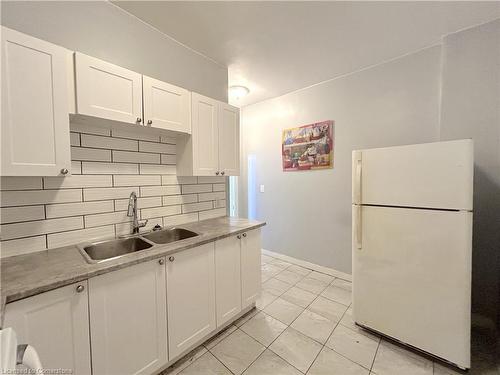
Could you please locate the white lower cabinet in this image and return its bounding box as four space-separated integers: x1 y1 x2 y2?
215 235 242 327
89 258 168 375
166 243 216 359
241 229 262 308
4 282 91 374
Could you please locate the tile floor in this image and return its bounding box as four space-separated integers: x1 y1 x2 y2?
162 252 494 375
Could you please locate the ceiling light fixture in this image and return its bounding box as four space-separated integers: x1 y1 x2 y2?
229 85 250 100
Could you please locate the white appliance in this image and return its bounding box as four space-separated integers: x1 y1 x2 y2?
352 139 473 369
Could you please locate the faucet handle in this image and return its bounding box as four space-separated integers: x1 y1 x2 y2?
138 219 148 228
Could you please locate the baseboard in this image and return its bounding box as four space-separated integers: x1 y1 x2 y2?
262 249 352 282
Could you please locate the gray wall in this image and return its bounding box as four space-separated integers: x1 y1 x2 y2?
240 46 442 273
0 1 227 102
439 20 500 337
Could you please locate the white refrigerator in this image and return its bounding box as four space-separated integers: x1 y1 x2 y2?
352 139 473 369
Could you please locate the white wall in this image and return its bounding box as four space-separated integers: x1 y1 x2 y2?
240 46 442 273
0 1 227 102
439 20 500 333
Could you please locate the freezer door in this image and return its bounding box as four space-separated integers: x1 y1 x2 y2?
352 139 473 210
352 205 472 368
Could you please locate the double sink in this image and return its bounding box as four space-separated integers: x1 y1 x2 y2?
78 227 199 264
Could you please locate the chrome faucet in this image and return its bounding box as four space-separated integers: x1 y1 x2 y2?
127 192 148 234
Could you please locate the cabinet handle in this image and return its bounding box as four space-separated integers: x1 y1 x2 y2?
60 168 69 175
158 258 165 265
221 171 225 176
242 233 247 237
147 120 152 125
76 285 85 293
237 235 241 239
168 256 175 262
136 117 142 124
215 171 220 176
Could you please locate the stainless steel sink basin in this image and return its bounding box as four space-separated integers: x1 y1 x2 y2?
142 227 198 244
79 237 153 263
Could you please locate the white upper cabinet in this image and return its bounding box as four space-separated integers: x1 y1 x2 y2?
167 243 216 360
1 27 71 176
4 282 92 375
89 258 168 375
143 75 191 133
215 235 242 327
177 93 240 176
241 229 262 308
218 102 240 176
74 52 143 125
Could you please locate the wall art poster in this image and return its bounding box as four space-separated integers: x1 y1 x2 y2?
282 120 334 171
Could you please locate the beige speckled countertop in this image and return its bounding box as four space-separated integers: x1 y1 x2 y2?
0 217 265 327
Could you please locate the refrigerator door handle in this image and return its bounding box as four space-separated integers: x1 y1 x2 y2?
352 151 362 204
354 205 362 249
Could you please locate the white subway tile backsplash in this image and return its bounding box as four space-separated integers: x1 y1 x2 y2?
1 216 83 240
70 132 80 146
213 183 226 192
114 196 162 211
0 129 227 257
182 201 213 214
112 150 160 164
139 141 176 154
113 175 161 187
46 201 114 219
198 192 226 202
140 185 181 197
71 122 111 136
71 161 82 174
44 175 113 189
160 136 176 144
1 236 47 258
1 177 43 191
71 147 111 162
140 164 176 175
82 162 138 175
84 187 139 201
81 134 138 151
182 184 212 194
1 190 82 207
47 225 115 248
85 211 131 228
141 205 181 219
111 128 160 142
199 208 226 221
163 213 199 227
160 154 176 165
162 194 198 206
0 206 45 224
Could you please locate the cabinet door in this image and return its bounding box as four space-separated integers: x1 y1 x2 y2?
4 282 91 374
167 243 216 359
218 103 240 176
89 259 168 375
75 52 143 124
241 229 262 308
1 26 71 176
143 75 190 133
191 92 219 176
215 235 242 327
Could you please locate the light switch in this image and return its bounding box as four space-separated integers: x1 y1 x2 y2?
259 184 265 193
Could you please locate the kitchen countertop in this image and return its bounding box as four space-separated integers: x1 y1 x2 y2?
0 217 265 327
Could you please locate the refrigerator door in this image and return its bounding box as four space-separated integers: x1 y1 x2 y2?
352 140 473 210
352 205 472 368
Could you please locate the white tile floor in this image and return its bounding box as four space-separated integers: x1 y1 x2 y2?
162 252 491 375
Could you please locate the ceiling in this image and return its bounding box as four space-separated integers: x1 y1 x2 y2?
113 1 500 107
